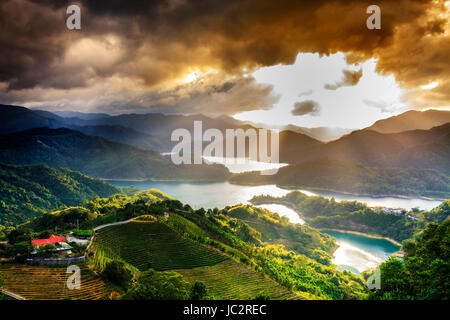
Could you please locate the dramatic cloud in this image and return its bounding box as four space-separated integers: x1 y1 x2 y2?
0 0 448 114
292 100 320 116
324 69 363 90
0 74 278 115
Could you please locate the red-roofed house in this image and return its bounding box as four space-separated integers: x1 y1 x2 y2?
32 235 67 247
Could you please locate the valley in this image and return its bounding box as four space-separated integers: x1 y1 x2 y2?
0 105 448 301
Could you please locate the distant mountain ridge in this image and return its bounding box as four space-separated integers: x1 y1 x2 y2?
1 104 449 175
0 127 230 180
0 105 67 134
367 109 450 133
1 105 324 154
292 123 450 174
50 110 111 120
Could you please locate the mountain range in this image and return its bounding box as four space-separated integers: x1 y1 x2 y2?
0 127 229 180
283 123 450 174
367 109 450 133
0 104 449 185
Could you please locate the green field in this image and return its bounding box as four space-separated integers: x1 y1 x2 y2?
177 259 302 300
92 221 228 271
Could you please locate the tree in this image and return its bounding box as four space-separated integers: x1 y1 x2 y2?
38 231 51 239
311 249 332 266
124 269 189 300
253 291 270 300
196 208 206 216
189 281 208 300
102 260 132 288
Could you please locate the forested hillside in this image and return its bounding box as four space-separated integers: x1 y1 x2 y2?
366 220 449 300
0 163 122 225
0 127 230 180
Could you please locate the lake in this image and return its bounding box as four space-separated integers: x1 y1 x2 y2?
321 230 401 275
203 156 288 174
109 180 442 211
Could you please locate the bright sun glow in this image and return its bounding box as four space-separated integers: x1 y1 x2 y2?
183 71 200 83
420 81 439 90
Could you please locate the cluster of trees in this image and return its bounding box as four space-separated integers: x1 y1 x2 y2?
367 220 449 299
423 201 450 223
250 245 367 299
102 260 210 300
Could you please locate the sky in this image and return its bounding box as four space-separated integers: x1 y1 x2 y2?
0 0 449 129
235 52 408 129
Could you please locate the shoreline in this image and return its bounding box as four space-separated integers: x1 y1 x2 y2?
319 228 403 247
101 177 448 201
100 178 228 183
231 181 448 201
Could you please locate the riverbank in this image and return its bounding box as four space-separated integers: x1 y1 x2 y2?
101 178 228 183
231 181 449 201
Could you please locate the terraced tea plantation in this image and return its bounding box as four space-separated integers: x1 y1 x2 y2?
177 259 302 300
0 264 107 300
92 221 228 271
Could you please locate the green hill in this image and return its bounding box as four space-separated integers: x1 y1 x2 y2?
80 195 367 299
178 259 300 300
225 205 337 257
5 191 368 300
0 163 122 225
91 220 228 271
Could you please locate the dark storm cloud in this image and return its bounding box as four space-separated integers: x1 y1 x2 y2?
0 0 448 113
292 100 320 116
